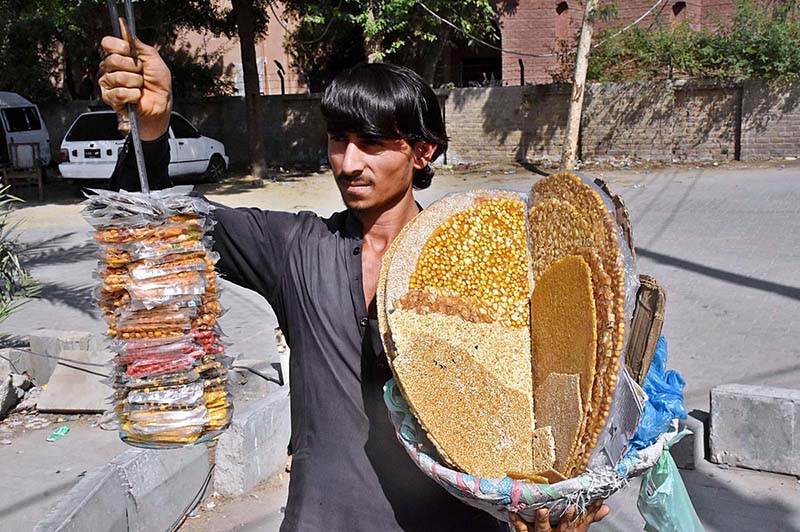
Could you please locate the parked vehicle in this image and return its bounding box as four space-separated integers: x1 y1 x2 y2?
0 92 51 167
58 111 229 182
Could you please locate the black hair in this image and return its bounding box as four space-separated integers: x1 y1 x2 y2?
321 62 448 189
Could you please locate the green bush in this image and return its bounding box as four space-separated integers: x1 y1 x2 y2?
555 0 800 82
0 187 39 324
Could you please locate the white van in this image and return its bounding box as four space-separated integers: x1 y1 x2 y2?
58 110 229 182
0 92 51 167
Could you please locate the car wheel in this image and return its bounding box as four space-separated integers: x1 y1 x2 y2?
204 155 227 183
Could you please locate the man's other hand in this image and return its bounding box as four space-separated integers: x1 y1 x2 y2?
99 25 172 140
509 501 610 532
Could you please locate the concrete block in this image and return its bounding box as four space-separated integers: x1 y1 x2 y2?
709 384 800 476
0 354 10 377
27 330 102 384
37 350 112 413
111 446 212 532
0 347 36 378
34 465 128 532
214 390 291 497
0 374 20 418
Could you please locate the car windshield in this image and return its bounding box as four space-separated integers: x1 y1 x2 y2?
2 107 42 132
65 113 125 142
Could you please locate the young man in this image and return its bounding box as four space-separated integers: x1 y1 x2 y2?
99 35 609 532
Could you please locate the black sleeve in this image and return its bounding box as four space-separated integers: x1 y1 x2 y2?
210 205 307 303
109 131 173 192
114 132 302 302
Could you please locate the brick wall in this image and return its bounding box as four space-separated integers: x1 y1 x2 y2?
581 81 740 161
174 94 327 168
442 85 571 164
38 80 800 170
499 0 564 85
740 81 800 160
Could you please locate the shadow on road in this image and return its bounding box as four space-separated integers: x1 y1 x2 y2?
21 237 95 268
682 467 800 532
0 333 29 348
638 247 800 301
35 282 99 318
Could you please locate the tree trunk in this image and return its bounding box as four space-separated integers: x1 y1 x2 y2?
62 43 78 100
364 0 383 63
560 0 597 171
232 0 268 178
419 28 450 85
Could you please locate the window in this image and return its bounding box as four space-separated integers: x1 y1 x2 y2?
2 107 42 132
556 2 570 41
672 1 686 21
170 114 200 139
65 113 125 141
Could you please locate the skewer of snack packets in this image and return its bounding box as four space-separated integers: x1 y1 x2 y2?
84 186 233 449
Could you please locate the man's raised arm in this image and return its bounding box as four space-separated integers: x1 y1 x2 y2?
99 32 301 303
100 28 173 191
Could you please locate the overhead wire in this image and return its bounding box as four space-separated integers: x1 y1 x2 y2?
0 349 111 377
592 0 669 48
269 0 343 45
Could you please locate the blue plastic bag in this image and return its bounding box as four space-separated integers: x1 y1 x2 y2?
629 336 687 451
638 431 704 532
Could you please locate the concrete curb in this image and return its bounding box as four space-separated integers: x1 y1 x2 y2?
34 445 211 532
214 389 291 497
34 390 291 531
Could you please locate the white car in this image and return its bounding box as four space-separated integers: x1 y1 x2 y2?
58 111 229 182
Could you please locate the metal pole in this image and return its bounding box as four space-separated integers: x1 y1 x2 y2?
107 0 150 193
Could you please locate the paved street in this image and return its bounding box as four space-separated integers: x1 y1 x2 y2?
2 163 799 530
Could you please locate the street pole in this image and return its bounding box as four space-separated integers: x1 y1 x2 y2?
560 0 598 171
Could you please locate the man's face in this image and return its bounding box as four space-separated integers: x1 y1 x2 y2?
327 132 416 212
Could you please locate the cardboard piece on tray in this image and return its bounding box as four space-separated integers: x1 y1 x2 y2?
593 176 636 258
625 274 667 386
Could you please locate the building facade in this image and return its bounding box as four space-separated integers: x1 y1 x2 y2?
176 0 748 94
499 0 738 85
179 1 307 95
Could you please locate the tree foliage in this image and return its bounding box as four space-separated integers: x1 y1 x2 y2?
554 0 800 82
0 0 244 101
282 0 500 91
